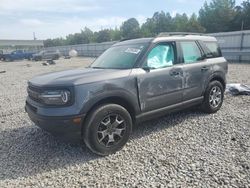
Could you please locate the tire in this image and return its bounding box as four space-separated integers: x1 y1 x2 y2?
5 57 12 62
201 80 224 114
83 104 133 156
52 55 59 60
34 57 41 61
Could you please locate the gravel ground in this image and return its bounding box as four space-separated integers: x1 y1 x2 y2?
0 58 249 187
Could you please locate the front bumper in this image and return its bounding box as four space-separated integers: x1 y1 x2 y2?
25 102 85 142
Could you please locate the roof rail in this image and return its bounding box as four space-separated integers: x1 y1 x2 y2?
120 38 132 42
157 32 206 37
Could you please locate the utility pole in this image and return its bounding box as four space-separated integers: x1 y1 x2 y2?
33 32 37 40
241 21 244 31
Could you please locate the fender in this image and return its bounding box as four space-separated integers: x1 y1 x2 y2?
79 89 141 116
203 71 226 94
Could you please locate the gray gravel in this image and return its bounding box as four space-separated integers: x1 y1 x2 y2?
0 59 249 187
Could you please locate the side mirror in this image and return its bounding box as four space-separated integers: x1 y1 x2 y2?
197 55 206 61
142 66 151 72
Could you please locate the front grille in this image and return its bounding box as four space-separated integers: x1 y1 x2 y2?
27 85 43 103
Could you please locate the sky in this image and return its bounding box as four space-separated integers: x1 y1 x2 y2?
0 0 245 40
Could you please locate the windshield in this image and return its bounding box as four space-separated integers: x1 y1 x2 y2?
91 44 147 69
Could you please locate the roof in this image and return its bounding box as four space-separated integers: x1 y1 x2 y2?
114 33 217 47
153 35 217 43
0 40 44 46
113 38 153 46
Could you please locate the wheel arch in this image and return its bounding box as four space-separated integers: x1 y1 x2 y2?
210 76 226 90
81 95 138 129
204 72 226 94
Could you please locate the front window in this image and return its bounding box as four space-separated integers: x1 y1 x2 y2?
146 43 175 69
91 44 147 69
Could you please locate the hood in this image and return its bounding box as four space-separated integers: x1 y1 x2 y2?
29 68 132 87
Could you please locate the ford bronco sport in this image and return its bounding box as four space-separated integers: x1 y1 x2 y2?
25 33 228 156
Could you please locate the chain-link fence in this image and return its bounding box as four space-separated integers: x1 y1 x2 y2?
44 30 250 62
45 41 116 57
211 30 250 62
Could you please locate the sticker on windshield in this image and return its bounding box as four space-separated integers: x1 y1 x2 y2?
125 48 141 54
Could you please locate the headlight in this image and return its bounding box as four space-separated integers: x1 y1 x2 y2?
39 90 71 105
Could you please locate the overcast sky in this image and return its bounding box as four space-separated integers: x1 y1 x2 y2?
0 0 245 40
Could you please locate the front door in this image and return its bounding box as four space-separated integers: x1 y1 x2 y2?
137 42 184 112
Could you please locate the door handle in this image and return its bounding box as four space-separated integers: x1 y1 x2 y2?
201 66 209 71
170 71 180 76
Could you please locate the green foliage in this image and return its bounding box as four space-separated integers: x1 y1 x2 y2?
44 38 66 47
141 11 174 37
120 18 141 39
110 28 122 41
241 0 250 29
43 0 249 47
95 29 111 43
230 0 250 30
186 14 206 33
199 0 236 32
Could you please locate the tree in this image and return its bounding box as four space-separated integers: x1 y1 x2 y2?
44 0 249 47
120 18 141 39
173 13 189 32
95 29 111 43
110 28 122 41
44 38 66 47
186 14 206 33
241 0 250 30
82 27 94 42
230 5 244 30
141 18 156 37
199 0 236 32
141 11 174 36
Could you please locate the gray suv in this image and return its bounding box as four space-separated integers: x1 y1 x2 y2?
32 50 60 61
25 33 228 156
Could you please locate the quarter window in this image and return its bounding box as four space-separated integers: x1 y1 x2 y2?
204 42 222 58
180 41 202 64
147 43 175 69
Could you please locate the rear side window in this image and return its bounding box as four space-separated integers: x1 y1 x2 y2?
180 41 202 64
204 42 222 58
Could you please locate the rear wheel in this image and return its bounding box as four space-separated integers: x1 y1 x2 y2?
201 80 224 113
52 55 59 60
83 104 132 156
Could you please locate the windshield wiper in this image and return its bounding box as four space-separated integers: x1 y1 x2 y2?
91 67 105 69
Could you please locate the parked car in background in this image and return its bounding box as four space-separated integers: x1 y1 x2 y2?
2 50 34 62
26 33 228 156
32 50 61 61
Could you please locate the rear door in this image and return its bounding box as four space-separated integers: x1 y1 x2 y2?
178 41 212 101
137 42 184 112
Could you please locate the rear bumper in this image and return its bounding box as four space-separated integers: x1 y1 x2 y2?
25 102 85 142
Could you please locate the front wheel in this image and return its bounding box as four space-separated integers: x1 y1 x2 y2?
201 80 224 114
83 104 132 156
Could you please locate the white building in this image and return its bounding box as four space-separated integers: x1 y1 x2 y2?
0 39 44 53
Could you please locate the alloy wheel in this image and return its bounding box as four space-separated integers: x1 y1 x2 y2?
209 86 222 108
97 114 126 147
